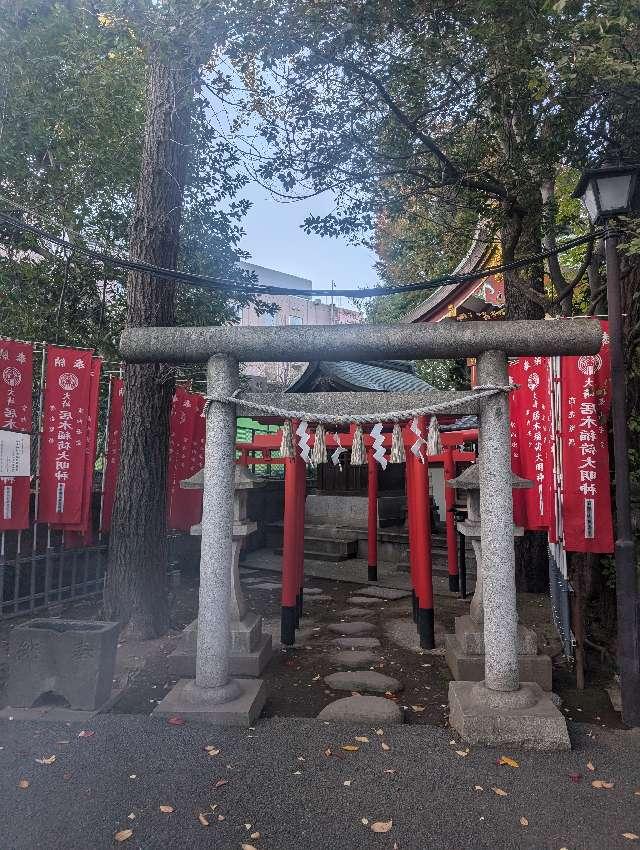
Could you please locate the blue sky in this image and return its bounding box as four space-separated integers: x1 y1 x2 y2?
238 181 381 304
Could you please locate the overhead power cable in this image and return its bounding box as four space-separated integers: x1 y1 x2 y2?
0 209 600 300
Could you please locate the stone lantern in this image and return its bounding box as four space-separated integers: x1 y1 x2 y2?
169 465 272 678
444 463 552 690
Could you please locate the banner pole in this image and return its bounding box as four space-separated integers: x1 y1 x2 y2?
32 343 47 553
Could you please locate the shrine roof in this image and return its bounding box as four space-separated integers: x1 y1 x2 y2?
287 360 435 393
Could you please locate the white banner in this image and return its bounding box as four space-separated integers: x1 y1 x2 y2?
0 430 30 477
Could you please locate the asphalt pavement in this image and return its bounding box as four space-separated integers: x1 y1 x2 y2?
1 715 639 850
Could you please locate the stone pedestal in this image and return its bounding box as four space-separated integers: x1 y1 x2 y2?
449 681 570 750
168 464 272 679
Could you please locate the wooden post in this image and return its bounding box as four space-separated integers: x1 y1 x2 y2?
411 416 435 649
281 455 298 645
367 447 378 582
444 447 459 592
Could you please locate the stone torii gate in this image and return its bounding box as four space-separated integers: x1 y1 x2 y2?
121 319 601 746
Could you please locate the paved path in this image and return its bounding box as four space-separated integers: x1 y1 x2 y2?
1 715 639 850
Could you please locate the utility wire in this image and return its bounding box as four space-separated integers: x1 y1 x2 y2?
0 209 601 301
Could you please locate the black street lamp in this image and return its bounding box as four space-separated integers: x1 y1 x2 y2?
573 163 640 726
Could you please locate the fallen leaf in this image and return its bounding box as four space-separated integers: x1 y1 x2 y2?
587 761 595 771
217 814 225 821
355 736 370 743
592 779 615 789
127 813 135 821
214 779 228 788
344 780 352 786
251 832 261 839
115 829 133 842
205 747 220 757
384 769 396 774
341 745 359 752
198 813 209 827
411 705 426 712
635 790 640 796
474 785 483 792
375 729 384 736
491 787 508 797
210 804 218 813
371 820 393 833
520 817 529 827
498 756 519 768
324 748 332 757
167 716 185 726
241 845 258 850
623 834 639 841
77 730 94 739
381 743 391 752
569 772 582 783
361 818 369 825
293 770 302 775
455 750 469 757
35 755 56 765
17 779 30 789
159 805 174 814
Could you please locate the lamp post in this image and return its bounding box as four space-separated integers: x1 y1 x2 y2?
574 163 640 726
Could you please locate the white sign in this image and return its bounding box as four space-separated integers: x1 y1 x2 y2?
0 430 30 477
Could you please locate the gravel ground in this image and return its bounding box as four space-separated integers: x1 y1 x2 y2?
0 714 639 850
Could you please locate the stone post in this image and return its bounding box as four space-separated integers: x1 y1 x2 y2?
476 349 519 693
195 354 240 696
153 354 266 724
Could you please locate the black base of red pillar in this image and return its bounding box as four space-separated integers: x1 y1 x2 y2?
411 590 417 623
448 574 460 593
368 564 378 582
417 607 435 650
281 606 297 646
298 588 304 619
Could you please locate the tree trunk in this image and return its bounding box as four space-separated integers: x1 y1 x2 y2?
104 62 193 637
501 192 550 592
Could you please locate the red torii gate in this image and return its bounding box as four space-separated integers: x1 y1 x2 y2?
236 425 477 649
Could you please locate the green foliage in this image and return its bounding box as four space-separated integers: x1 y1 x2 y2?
0 0 264 357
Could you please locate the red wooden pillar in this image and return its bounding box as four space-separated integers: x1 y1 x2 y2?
443 446 459 592
367 447 378 582
410 416 435 649
281 454 299 645
405 430 418 622
295 453 306 622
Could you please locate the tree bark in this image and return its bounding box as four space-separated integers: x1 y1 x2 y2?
501 191 550 592
104 61 193 637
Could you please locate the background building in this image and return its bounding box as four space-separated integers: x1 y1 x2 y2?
238 262 361 386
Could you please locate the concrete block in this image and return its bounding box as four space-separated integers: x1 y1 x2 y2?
7 619 119 711
152 678 266 726
448 680 570 750
454 615 538 656
169 616 272 679
445 634 552 691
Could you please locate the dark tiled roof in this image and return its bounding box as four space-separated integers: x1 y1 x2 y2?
440 415 478 432
288 360 435 393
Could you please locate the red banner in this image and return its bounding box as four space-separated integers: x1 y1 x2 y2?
0 339 33 530
38 346 93 525
100 376 124 533
508 356 555 531
167 387 205 532
560 323 613 553
63 357 102 546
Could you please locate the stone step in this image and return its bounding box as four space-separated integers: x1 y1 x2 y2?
273 547 355 563
317 695 403 723
325 670 403 694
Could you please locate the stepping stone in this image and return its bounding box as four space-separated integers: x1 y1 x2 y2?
330 650 380 669
349 596 381 606
304 594 332 602
325 670 403 694
303 587 324 595
355 586 411 601
317 695 403 724
341 607 372 618
327 621 375 636
333 636 381 649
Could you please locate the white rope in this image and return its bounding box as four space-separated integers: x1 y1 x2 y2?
202 384 513 424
